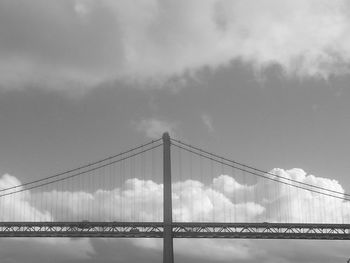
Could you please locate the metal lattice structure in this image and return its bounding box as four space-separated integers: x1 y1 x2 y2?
0 222 349 240
1 133 350 263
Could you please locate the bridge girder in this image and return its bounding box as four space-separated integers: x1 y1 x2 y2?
0 222 349 240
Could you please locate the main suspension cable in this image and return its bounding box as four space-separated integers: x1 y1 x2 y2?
0 138 162 193
171 138 350 198
171 142 350 202
0 143 162 198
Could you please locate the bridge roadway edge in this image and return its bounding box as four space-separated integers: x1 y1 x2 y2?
0 222 349 240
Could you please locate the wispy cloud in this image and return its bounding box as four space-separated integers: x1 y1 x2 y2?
134 118 177 139
201 114 214 133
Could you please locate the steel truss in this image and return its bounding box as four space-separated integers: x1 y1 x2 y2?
0 222 349 240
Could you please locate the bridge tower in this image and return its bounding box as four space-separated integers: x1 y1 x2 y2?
163 132 174 263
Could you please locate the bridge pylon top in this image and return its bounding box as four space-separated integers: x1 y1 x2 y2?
162 132 170 141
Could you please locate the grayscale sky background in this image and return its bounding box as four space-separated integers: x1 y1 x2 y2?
0 0 350 262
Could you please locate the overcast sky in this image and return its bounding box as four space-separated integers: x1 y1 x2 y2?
0 0 350 262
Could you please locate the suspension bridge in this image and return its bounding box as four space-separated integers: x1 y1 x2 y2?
0 132 349 263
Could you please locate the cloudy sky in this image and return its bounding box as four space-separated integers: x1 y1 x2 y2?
0 0 350 262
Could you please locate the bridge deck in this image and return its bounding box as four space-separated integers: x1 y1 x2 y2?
0 222 349 240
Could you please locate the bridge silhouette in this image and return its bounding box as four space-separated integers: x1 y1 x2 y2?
0 132 349 263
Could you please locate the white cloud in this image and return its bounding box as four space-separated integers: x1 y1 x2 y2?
0 169 349 262
135 118 177 139
213 168 350 223
1 0 350 90
256 168 350 223
0 174 51 221
0 174 95 261
2 169 349 223
74 0 93 17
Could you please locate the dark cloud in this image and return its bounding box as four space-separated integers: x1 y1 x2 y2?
1 0 350 90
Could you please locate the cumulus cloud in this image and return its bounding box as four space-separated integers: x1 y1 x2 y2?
2 168 349 223
0 174 95 261
135 118 177 139
0 169 349 261
214 168 350 223
262 168 350 223
0 174 51 221
1 0 350 90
